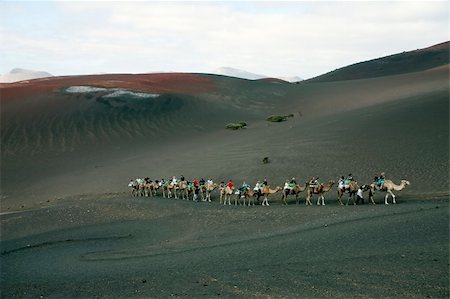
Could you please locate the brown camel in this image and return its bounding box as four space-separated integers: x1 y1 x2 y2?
128 181 139 197
260 186 282 206
239 188 258 206
282 183 308 205
306 180 335 206
148 181 160 197
223 186 235 205
202 183 217 202
369 179 410 205
177 181 189 200
337 181 361 205
162 182 176 198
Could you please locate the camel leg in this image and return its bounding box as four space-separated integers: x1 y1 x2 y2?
321 195 325 205
305 195 311 205
384 193 390 205
390 191 396 204
316 196 320 206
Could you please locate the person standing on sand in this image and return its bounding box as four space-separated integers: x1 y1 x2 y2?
192 179 200 201
356 186 364 204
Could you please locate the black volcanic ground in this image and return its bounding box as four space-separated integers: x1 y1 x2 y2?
1 43 449 298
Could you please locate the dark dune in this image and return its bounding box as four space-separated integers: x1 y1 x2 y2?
1 43 449 298
308 41 449 82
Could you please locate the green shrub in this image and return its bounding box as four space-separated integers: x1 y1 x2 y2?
266 115 288 122
226 122 247 130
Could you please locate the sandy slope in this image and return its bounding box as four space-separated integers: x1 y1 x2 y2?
1 65 448 210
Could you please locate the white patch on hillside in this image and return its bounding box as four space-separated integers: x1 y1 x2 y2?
65 86 159 98
103 90 159 98
66 86 108 93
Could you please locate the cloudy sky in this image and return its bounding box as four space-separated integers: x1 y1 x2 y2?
0 1 448 79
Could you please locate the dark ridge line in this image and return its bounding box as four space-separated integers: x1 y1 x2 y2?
1 234 132 256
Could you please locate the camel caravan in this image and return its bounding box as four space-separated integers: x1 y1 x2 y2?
128 173 410 206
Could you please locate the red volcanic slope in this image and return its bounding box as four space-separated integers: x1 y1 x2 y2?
0 73 216 102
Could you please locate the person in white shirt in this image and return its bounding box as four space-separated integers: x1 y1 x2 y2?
356 186 364 204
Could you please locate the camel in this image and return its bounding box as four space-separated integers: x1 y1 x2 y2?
177 181 189 200
281 183 308 205
236 188 258 206
162 182 176 198
260 186 282 206
222 186 235 205
148 181 160 197
336 180 360 205
337 182 372 205
305 180 335 206
369 179 410 205
128 180 139 197
202 183 217 202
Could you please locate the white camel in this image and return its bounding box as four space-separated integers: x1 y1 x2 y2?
369 179 410 205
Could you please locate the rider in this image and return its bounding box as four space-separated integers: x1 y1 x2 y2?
290 177 297 185
199 178 206 186
239 181 251 198
377 172 385 189
227 180 234 190
338 176 345 190
254 181 262 194
309 177 320 193
180 175 185 182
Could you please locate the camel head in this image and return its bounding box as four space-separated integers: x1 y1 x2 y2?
401 180 410 186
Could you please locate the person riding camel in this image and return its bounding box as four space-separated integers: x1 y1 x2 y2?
376 172 386 190
199 178 206 186
290 177 296 186
254 181 262 195
283 179 291 191
227 180 234 190
239 181 251 198
309 177 320 193
338 176 345 190
180 175 185 182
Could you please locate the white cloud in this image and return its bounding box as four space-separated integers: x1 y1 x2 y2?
0 1 447 79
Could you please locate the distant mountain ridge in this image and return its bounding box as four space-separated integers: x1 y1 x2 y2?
0 68 53 83
308 41 449 82
211 67 302 82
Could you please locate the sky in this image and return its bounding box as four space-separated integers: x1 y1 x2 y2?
0 1 448 79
